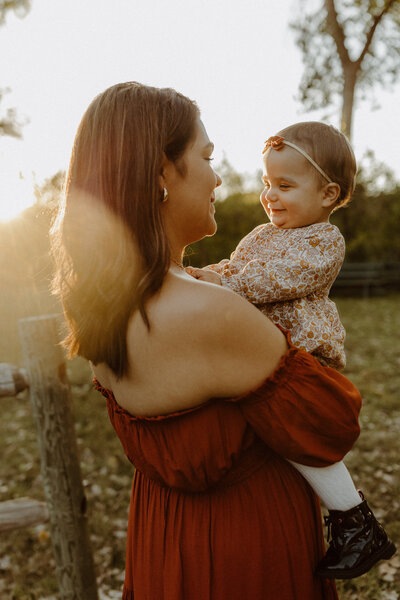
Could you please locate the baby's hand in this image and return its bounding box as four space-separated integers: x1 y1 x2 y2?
185 267 222 285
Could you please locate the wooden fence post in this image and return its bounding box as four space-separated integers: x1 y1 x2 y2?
0 362 28 397
18 314 98 600
0 497 49 532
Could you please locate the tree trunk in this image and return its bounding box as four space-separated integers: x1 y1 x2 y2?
18 315 98 600
341 63 358 139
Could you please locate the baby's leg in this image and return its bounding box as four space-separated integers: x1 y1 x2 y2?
288 459 361 510
291 459 397 579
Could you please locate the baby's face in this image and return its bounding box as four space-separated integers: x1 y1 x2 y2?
261 147 330 229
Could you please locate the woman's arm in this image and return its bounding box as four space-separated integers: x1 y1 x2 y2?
192 282 360 465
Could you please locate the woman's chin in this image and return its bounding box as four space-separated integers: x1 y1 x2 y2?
189 219 217 244
206 219 217 237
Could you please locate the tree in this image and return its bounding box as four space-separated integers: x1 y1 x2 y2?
0 0 31 138
291 0 400 138
215 156 245 198
186 192 266 267
0 0 30 25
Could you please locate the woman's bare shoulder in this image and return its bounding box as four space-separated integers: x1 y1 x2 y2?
147 270 272 336
98 272 289 416
150 273 288 399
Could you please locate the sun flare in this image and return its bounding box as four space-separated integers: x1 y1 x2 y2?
0 174 35 222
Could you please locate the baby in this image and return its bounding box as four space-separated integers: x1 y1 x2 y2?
187 122 396 579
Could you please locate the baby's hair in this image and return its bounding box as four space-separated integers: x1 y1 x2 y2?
276 122 357 210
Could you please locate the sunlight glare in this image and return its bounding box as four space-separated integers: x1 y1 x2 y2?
0 174 35 222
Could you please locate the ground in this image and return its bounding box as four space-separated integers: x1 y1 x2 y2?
0 295 399 599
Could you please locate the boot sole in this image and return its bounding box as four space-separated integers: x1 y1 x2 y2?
317 541 397 580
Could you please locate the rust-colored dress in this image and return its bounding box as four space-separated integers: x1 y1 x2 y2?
94 340 361 600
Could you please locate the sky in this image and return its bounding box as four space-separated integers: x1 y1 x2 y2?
0 0 399 221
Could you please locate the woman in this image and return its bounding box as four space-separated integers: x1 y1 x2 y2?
51 82 361 599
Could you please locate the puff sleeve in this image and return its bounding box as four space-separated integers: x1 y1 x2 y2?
232 344 361 467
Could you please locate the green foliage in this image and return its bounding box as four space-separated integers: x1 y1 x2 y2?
292 0 400 102
185 192 267 267
290 0 400 134
186 171 400 268
290 3 342 115
331 157 400 261
215 155 245 198
0 0 32 138
0 88 24 138
34 170 65 210
0 0 31 25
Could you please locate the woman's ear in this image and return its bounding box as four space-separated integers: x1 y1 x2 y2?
321 182 341 208
159 153 177 192
159 152 168 191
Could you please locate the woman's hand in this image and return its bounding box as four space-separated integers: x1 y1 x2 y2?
185 267 222 285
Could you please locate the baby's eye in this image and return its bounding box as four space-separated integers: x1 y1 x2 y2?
280 184 290 190
205 157 214 162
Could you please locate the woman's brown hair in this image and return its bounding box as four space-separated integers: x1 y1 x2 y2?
51 82 199 377
277 122 357 209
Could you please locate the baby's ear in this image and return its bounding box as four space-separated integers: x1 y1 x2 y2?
322 182 340 209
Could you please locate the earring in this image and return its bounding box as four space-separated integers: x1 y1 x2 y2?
163 187 168 202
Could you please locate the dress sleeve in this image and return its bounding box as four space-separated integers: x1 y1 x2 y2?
231 343 361 467
206 225 266 275
219 227 345 303
206 259 231 274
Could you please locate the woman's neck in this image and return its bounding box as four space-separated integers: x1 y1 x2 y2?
171 257 185 270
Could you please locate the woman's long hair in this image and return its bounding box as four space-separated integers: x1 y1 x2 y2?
51 82 199 377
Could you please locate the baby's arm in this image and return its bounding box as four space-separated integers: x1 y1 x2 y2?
205 258 230 275
218 227 345 304
185 266 222 285
185 225 266 285
185 226 264 284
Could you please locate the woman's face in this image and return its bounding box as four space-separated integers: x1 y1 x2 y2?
162 119 222 247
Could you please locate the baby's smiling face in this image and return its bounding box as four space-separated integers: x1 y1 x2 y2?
261 147 332 229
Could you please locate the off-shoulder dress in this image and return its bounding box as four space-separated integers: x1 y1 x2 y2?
94 338 361 600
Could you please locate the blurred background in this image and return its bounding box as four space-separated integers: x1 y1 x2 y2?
1 1 399 598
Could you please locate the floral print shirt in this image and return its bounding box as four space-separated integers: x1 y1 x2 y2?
208 222 346 370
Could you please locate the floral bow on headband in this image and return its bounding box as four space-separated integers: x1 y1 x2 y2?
262 135 334 184
262 136 285 154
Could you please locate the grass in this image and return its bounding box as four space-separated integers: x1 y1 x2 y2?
333 296 400 600
0 293 399 599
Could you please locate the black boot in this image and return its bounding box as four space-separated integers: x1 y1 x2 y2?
316 493 396 579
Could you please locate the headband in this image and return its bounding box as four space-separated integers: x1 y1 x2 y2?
263 136 333 184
